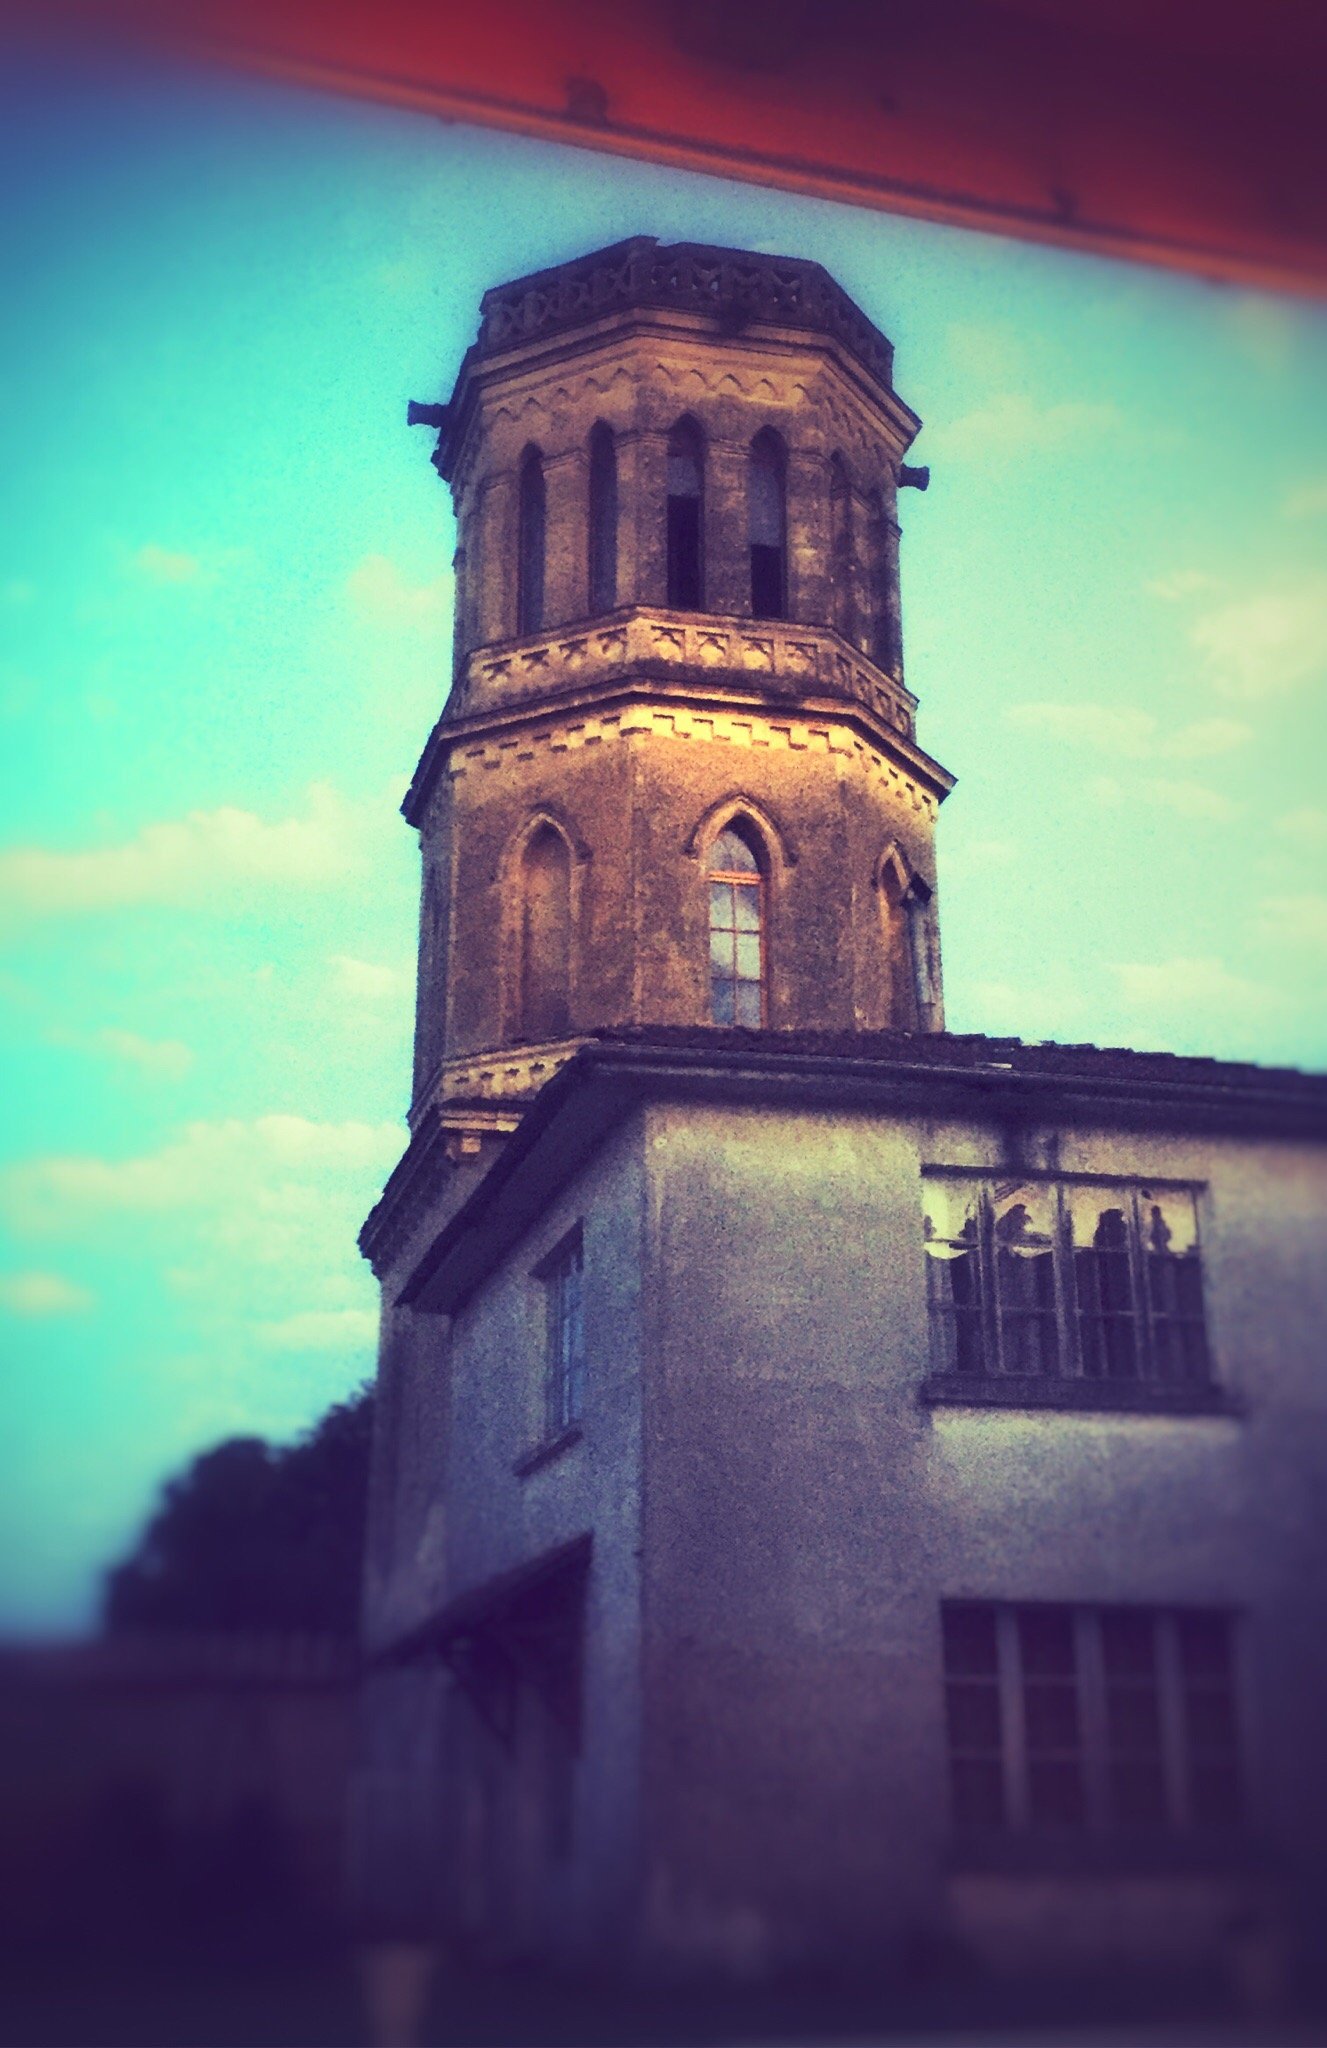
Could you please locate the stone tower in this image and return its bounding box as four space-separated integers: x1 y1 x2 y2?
354 242 1327 1995
402 237 952 1136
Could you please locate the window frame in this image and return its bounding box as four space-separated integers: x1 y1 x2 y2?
706 823 767 1028
921 1169 1226 1413
941 1601 1247 1861
536 1225 586 1442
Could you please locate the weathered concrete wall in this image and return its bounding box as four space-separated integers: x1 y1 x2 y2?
635 1102 1327 1975
439 1117 649 1962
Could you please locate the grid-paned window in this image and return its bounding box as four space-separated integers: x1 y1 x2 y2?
923 1175 1211 1390
942 1603 1243 1841
543 1230 585 1436
707 825 764 1026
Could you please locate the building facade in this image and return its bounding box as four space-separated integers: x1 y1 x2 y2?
353 240 1327 1992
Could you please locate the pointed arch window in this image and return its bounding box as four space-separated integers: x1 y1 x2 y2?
587 422 618 614
748 429 787 620
707 823 765 1027
666 418 704 611
517 445 546 635
829 453 855 643
868 487 895 671
519 823 571 1039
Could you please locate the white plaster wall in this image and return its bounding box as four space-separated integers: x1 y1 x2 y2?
637 1100 1327 1975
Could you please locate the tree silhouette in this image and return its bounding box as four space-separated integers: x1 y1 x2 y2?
104 1386 374 1635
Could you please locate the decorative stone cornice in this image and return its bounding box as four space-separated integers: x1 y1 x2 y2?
408 1038 585 1132
359 1099 524 1280
457 607 916 735
477 238 894 390
402 608 948 827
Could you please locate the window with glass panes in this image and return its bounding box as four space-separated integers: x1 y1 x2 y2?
707 826 764 1026
923 1175 1210 1388
942 1603 1242 1840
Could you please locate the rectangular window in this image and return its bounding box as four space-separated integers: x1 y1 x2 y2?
542 1229 585 1437
922 1175 1212 1393
942 1603 1243 1841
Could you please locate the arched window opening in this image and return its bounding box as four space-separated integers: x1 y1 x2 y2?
748 430 787 620
517 445 546 635
829 454 855 642
707 823 765 1027
519 824 571 1039
905 879 938 1027
868 488 895 671
587 422 618 614
666 418 704 611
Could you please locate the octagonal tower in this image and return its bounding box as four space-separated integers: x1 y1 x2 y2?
403 238 952 1129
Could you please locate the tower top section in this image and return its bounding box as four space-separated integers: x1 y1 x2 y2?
426 238 905 483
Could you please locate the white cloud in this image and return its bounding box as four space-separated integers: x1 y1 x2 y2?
1114 956 1275 1017
1006 703 1249 768
1162 717 1252 759
2 1114 401 1239
329 954 411 1003
1189 575 1327 701
1284 479 1327 520
346 553 451 626
1259 894 1327 952
0 781 364 919
132 544 209 586
0 1269 95 1317
1144 778 1240 824
94 1030 194 1080
929 392 1121 462
1146 570 1216 602
1007 702 1158 755
1274 806 1327 850
256 1308 378 1352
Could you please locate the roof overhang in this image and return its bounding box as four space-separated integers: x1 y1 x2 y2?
399 1027 1327 1318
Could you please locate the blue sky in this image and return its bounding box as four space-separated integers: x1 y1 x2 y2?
2 44 1325 1632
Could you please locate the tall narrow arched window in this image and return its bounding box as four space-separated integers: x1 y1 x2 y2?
707 822 765 1027
828 453 855 642
587 422 618 615
517 445 546 635
748 429 787 620
666 418 704 611
519 824 571 1039
868 487 894 671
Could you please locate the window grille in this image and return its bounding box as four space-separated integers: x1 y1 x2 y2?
923 1175 1211 1389
942 1602 1242 1840
707 824 764 1026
